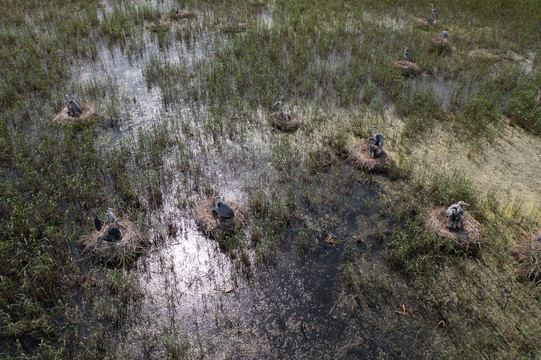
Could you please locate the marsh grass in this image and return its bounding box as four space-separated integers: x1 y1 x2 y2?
1 0 540 357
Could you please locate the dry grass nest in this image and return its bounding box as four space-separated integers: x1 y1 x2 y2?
270 112 301 132
146 20 170 29
394 60 421 76
469 49 501 63
52 102 97 124
221 23 247 33
349 143 394 173
416 17 438 30
429 37 452 54
194 198 248 238
169 11 197 21
425 208 483 254
82 218 146 266
511 232 541 284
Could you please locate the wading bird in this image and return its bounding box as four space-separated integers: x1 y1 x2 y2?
104 208 117 224
431 4 438 19
154 17 160 25
65 94 82 116
213 196 235 220
104 227 122 242
272 96 285 111
92 210 102 232
368 125 384 158
445 201 469 230
440 31 449 38
404 46 414 63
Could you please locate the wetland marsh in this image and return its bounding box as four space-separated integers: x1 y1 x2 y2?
0 0 540 358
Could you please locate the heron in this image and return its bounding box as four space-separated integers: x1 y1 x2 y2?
440 31 450 38
368 125 384 158
445 201 469 230
430 4 438 19
104 227 122 242
371 125 384 147
154 17 160 25
175 8 179 14
213 196 235 220
104 208 117 224
91 210 102 232
404 46 414 63
272 96 285 111
65 94 82 116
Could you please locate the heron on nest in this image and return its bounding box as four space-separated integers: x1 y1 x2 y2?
212 196 235 220
445 201 469 230
403 46 414 63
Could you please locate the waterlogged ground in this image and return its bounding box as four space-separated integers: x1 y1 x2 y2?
52 0 540 358
4 0 541 358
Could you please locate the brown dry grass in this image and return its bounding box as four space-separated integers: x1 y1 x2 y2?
349 143 394 173
270 112 301 132
469 49 501 63
169 11 197 21
52 102 97 124
511 232 541 284
429 36 452 54
221 23 247 33
194 198 247 238
425 207 483 254
82 218 146 266
146 20 170 29
394 60 421 76
416 17 438 30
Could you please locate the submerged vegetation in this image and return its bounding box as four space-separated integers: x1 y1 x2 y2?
0 0 539 358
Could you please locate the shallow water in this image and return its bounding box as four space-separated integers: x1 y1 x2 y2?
68 3 540 358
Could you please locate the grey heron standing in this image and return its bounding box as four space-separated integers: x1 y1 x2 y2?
368 125 384 158
403 46 414 63
445 201 469 230
272 96 285 111
65 94 82 116
154 17 160 25
431 4 438 19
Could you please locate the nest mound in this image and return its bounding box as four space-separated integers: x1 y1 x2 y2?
146 20 170 29
469 49 501 63
416 18 438 30
82 219 146 266
511 233 541 284
429 37 451 54
221 23 247 33
169 11 197 21
270 112 301 132
52 102 97 124
194 198 247 238
394 60 421 76
349 143 394 172
426 208 483 254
